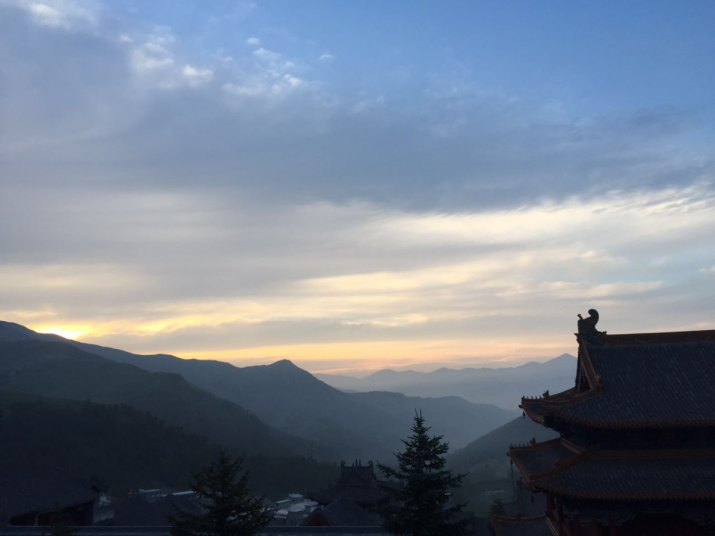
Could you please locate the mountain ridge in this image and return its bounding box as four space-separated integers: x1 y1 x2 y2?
0 338 319 458
0 320 517 460
315 353 577 409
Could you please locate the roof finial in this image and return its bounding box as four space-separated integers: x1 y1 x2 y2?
577 309 606 345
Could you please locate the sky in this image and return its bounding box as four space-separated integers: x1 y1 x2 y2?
1 0 714 376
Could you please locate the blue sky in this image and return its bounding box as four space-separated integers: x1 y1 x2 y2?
1 0 714 374
124 1 715 110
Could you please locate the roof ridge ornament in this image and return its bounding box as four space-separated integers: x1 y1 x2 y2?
577 309 607 345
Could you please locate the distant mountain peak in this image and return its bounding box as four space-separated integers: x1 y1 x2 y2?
270 358 299 368
554 353 577 360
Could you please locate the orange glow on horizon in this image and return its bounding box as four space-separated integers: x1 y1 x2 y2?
33 324 91 340
172 338 574 374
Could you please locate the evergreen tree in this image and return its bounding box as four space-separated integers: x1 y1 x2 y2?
377 411 469 536
169 450 273 536
42 508 76 536
489 498 506 517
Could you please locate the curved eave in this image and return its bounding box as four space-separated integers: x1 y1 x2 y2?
547 409 715 430
532 484 715 502
525 449 715 502
509 438 583 483
520 387 596 427
520 397 545 424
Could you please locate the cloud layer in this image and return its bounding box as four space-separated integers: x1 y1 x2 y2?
1 0 714 374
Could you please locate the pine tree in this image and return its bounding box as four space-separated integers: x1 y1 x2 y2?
169 450 273 536
489 498 506 517
377 411 469 536
42 508 77 536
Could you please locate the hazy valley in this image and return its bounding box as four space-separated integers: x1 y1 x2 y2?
0 319 575 502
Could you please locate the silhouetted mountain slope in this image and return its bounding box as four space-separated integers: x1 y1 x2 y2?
316 354 577 410
449 417 559 474
447 416 559 512
0 391 339 498
0 339 319 458
348 392 518 452
0 321 516 459
0 390 218 493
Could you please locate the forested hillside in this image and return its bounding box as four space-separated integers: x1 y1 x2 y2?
0 339 326 459
0 391 339 498
0 321 515 460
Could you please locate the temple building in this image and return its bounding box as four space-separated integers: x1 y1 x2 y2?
491 310 715 536
310 460 390 507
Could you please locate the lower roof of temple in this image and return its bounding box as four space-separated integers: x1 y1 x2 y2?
510 439 715 501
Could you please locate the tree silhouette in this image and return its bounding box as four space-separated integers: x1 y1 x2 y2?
170 450 272 536
489 498 506 517
42 508 76 536
377 411 469 536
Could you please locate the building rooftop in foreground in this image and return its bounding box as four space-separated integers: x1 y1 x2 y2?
495 310 715 535
522 336 715 429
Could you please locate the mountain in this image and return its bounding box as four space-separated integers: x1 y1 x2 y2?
0 390 219 493
448 416 559 475
0 391 339 498
315 354 578 410
0 339 320 459
0 321 516 460
447 416 559 514
348 392 518 452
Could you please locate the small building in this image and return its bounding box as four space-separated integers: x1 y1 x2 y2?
271 494 319 526
305 495 381 527
0 472 103 527
310 460 390 507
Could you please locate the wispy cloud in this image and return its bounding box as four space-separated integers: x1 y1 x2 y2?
1 0 100 30
1 0 713 372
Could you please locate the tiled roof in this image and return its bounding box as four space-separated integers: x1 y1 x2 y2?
306 496 381 527
338 463 377 486
0 480 38 522
509 438 581 476
491 515 554 536
0 471 98 522
521 331 715 428
510 440 715 501
310 464 392 507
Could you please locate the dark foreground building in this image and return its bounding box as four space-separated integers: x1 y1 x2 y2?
492 311 715 536
310 461 389 507
0 472 104 527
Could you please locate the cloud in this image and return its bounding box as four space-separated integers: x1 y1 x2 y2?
252 47 282 63
246 36 260 47
318 53 334 62
1 0 714 371
1 0 100 30
1 180 714 369
131 44 175 72
351 95 385 114
183 65 213 86
223 74 305 100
